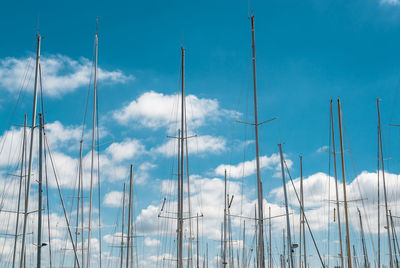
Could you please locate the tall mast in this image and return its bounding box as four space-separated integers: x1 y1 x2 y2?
206 243 208 268
228 196 234 267
299 156 307 268
278 144 294 268
75 141 83 268
357 208 369 268
223 170 227 267
243 221 246 268
87 23 98 268
79 140 85 267
250 14 265 268
126 165 133 268
377 99 394 268
330 100 344 267
255 204 259 268
268 207 272 268
19 34 41 268
377 122 381 268
12 114 27 268
337 99 353 268
389 210 400 267
177 46 185 268
36 113 44 268
120 183 126 268
197 213 200 268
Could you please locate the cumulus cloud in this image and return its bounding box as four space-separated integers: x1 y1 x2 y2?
103 191 124 207
112 91 239 129
137 174 286 243
106 138 145 162
154 135 226 157
0 54 133 97
215 153 293 179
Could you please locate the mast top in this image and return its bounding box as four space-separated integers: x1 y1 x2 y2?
96 17 99 36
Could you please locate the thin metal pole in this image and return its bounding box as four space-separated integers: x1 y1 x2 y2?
223 170 227 267
228 198 234 268
206 243 208 268
36 114 43 268
130 191 133 268
197 213 199 268
389 210 399 268
243 220 247 268
337 99 352 268
120 183 126 268
300 156 307 268
178 129 182 268
74 141 83 268
79 140 85 267
377 99 394 268
178 47 185 268
250 14 265 268
87 28 98 268
378 122 381 268
269 207 272 268
126 165 133 268
357 208 369 268
20 34 41 268
299 157 302 268
12 114 27 268
255 204 259 268
330 100 344 268
278 144 293 268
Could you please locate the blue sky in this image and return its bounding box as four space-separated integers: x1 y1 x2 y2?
2 0 400 267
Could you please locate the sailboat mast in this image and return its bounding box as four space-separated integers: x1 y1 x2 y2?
250 14 265 268
268 207 272 268
223 170 227 267
357 208 369 268
278 144 294 268
75 141 83 268
79 140 85 267
330 100 344 267
243 220 246 268
197 213 200 268
177 46 186 268
87 24 98 268
36 113 44 268
389 210 400 267
12 114 27 268
377 124 381 268
377 99 394 268
337 99 353 268
126 165 133 268
299 156 307 268
120 183 126 268
19 34 41 268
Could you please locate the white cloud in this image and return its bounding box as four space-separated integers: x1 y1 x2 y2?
215 153 293 179
137 175 285 242
0 54 133 97
103 191 124 207
112 91 239 129
105 138 145 162
316 145 328 153
154 135 226 157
